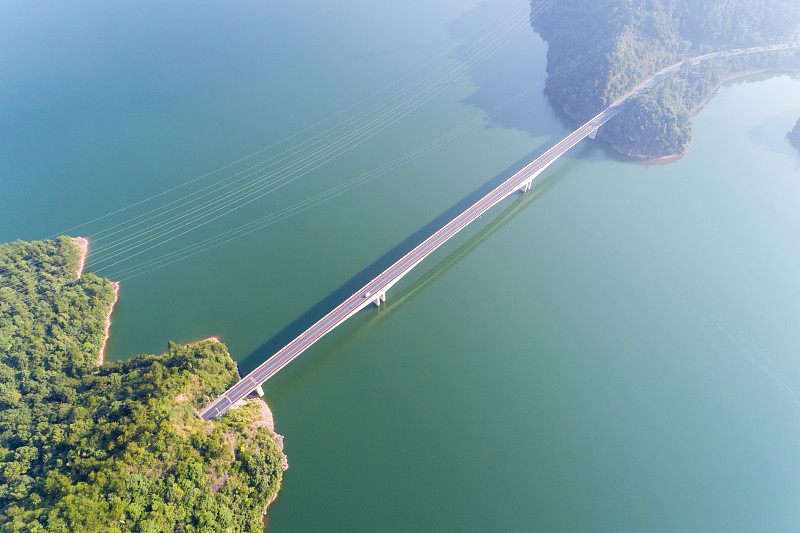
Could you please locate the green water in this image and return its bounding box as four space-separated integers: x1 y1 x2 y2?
3 1 800 531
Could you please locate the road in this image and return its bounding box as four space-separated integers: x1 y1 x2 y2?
200 105 619 419
199 42 800 420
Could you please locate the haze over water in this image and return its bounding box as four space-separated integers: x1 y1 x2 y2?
3 0 800 531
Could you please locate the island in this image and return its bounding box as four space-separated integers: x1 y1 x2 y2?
533 0 800 159
789 118 800 151
0 237 286 532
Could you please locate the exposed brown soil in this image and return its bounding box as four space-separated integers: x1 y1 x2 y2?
188 336 221 345
71 236 89 279
97 281 120 366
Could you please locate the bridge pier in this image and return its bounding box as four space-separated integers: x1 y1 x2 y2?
199 47 761 420
588 126 600 140
255 384 264 397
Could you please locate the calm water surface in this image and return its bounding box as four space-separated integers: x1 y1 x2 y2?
2 1 800 531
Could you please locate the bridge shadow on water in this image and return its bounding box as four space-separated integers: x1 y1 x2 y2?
235 0 609 381
356 175 556 329
236 148 573 379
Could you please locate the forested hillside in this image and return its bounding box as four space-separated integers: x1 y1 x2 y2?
0 238 284 532
534 0 800 157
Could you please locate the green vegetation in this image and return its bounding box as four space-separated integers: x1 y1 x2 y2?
789 118 800 151
0 238 284 532
534 0 800 157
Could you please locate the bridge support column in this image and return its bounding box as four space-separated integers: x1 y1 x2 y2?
255 384 264 397
588 127 600 140
373 292 386 307
518 179 532 193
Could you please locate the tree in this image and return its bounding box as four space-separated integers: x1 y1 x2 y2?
533 0 800 157
0 237 285 532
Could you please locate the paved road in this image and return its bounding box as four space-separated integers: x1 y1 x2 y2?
200 43 800 420
200 105 619 420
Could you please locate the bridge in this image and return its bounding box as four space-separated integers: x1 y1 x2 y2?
200 44 799 420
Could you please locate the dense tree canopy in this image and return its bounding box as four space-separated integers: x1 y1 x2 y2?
0 238 284 532
534 0 800 157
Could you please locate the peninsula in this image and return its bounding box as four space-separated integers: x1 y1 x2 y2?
533 0 800 159
0 237 285 532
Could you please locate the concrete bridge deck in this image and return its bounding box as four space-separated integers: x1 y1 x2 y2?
200 43 799 420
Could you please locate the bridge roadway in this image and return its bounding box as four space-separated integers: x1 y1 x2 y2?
200 43 800 420
200 106 620 420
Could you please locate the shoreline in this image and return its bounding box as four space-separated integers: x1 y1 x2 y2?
599 67 792 161
188 336 221 345
687 69 768 117
69 236 120 366
228 396 286 455
227 394 289 519
254 398 288 519
71 236 89 279
98 281 120 366
188 338 289 514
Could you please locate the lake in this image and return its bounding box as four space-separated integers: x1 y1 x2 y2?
2 0 800 531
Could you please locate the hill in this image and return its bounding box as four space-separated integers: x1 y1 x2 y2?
790 118 800 151
533 0 800 158
0 237 284 532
